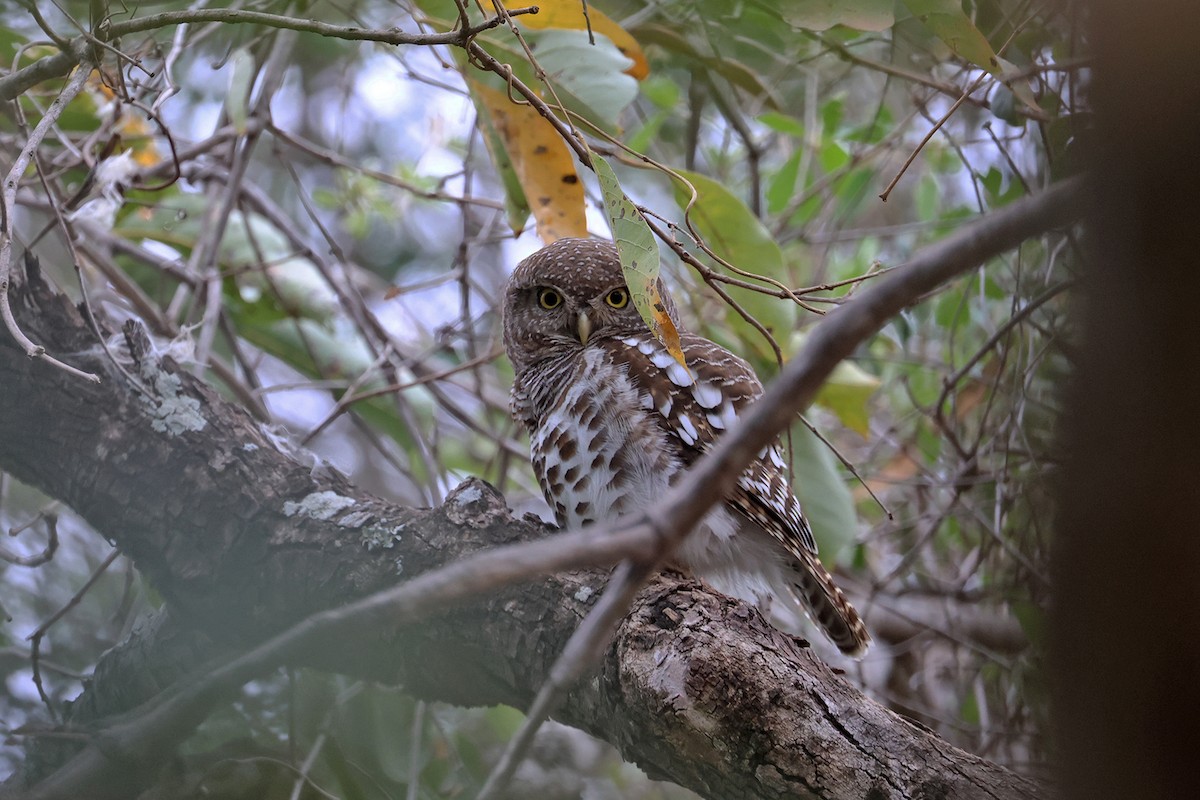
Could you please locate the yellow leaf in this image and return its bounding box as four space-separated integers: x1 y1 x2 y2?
469 80 589 243
519 0 650 80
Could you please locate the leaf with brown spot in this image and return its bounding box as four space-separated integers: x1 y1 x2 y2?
468 80 588 243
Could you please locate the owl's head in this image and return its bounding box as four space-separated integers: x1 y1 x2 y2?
502 238 678 373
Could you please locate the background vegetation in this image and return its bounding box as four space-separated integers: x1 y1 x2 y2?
1 1 1082 796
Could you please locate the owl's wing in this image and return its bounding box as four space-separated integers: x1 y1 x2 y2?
602 331 819 556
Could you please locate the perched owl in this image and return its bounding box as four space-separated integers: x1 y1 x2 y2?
502 237 869 656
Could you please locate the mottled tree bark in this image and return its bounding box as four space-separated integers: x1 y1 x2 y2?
1 258 1042 799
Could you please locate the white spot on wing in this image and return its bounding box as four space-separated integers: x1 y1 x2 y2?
677 414 699 446
718 401 738 430
649 350 675 368
666 360 693 387
692 381 722 409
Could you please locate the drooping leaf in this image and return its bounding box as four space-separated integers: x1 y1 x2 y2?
779 0 894 32
766 150 803 215
757 111 806 138
673 169 795 364
593 155 686 369
518 0 650 79
790 331 881 437
469 79 588 242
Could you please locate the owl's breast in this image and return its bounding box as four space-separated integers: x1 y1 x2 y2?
526 347 680 528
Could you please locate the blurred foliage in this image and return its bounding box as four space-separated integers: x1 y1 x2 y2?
1 0 1083 794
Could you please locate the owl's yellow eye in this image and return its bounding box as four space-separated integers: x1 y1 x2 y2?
604 288 630 309
537 288 563 309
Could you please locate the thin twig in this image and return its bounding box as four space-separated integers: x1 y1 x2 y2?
932 280 1075 437
1 510 60 567
878 73 989 203
798 414 893 521
26 548 121 720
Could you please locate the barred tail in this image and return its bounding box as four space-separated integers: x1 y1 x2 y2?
789 554 871 657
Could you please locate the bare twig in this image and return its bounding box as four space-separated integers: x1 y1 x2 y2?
26 548 121 720
879 73 989 203
932 280 1075 439
1 509 60 567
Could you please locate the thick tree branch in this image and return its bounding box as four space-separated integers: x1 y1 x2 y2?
0 178 1080 799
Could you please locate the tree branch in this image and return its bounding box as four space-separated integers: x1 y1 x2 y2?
0 177 1082 798
0 7 536 102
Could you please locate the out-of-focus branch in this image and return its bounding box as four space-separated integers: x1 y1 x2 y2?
866 592 1029 654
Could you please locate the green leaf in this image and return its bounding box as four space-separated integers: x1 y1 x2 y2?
674 169 795 364
758 111 806 138
833 166 875 219
779 0 895 32
791 424 857 559
819 139 849 172
766 150 803 215
524 29 639 125
640 74 681 109
593 155 686 367
631 24 784 110
816 360 881 436
625 108 670 154
915 173 940 220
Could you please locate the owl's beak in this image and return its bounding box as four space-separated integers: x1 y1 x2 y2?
576 311 592 345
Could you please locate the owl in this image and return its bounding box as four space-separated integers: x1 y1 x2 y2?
502 237 870 656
